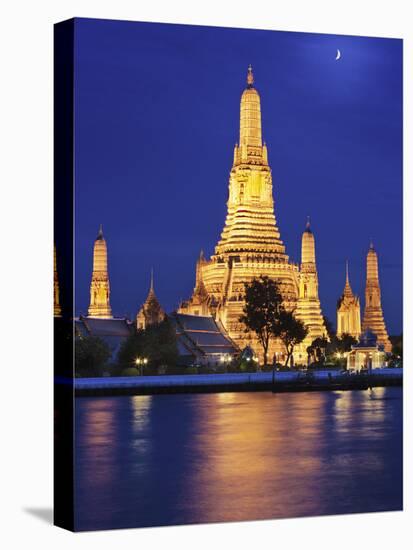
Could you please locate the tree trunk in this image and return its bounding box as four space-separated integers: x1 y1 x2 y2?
284 343 293 367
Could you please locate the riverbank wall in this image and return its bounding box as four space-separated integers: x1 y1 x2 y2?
72 369 402 397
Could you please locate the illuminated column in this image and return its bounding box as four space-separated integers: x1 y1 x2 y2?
362 243 391 352
294 219 327 356
88 225 112 318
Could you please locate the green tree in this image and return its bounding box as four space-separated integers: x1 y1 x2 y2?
143 319 179 368
309 336 329 364
239 276 284 367
75 336 111 377
337 333 358 353
390 334 402 358
117 318 178 374
116 328 145 373
276 310 308 367
323 315 335 340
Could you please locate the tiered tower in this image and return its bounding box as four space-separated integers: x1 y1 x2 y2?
294 219 327 360
362 243 391 352
179 66 300 362
336 262 361 339
53 244 62 317
88 225 112 318
136 270 165 330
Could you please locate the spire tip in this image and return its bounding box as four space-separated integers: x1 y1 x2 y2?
247 64 254 86
150 267 154 292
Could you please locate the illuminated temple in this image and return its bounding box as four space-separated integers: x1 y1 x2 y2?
336 262 361 339
361 243 391 352
136 271 165 330
88 225 112 318
179 66 327 364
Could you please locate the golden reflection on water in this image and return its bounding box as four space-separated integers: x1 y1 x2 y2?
130 396 153 459
75 388 402 529
187 392 330 522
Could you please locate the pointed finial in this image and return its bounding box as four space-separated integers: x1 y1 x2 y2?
247 64 254 86
346 260 349 283
150 267 154 292
306 215 311 229
96 224 104 240
369 240 374 250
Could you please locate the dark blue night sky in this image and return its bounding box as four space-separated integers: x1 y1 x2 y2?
74 18 402 334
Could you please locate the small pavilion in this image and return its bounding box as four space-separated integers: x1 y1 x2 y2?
346 330 387 372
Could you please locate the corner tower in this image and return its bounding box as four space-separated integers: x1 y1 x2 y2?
362 243 391 352
180 67 299 363
336 262 361 339
294 219 327 361
88 225 112 318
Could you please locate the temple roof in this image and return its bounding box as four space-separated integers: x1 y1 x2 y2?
343 261 355 298
139 269 164 316
75 316 133 360
170 313 238 358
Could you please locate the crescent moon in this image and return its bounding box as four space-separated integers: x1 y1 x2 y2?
335 49 341 60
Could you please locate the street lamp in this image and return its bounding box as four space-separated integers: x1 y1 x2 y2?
135 357 148 376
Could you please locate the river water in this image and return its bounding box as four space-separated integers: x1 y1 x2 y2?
75 386 402 531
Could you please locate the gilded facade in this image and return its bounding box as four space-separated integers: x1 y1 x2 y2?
336 262 361 339
88 225 112 318
361 244 391 352
179 67 326 364
136 271 165 330
294 221 328 360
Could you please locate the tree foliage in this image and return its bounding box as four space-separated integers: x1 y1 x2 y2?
239 276 284 366
390 334 402 358
116 318 178 374
324 333 358 361
307 336 329 364
276 310 308 367
75 335 111 377
323 315 335 341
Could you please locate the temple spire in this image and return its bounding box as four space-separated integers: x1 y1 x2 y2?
337 260 361 339
296 221 328 346
150 267 154 293
301 218 315 264
239 65 262 151
247 64 254 86
343 260 354 297
362 243 391 351
136 269 165 330
88 225 112 318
